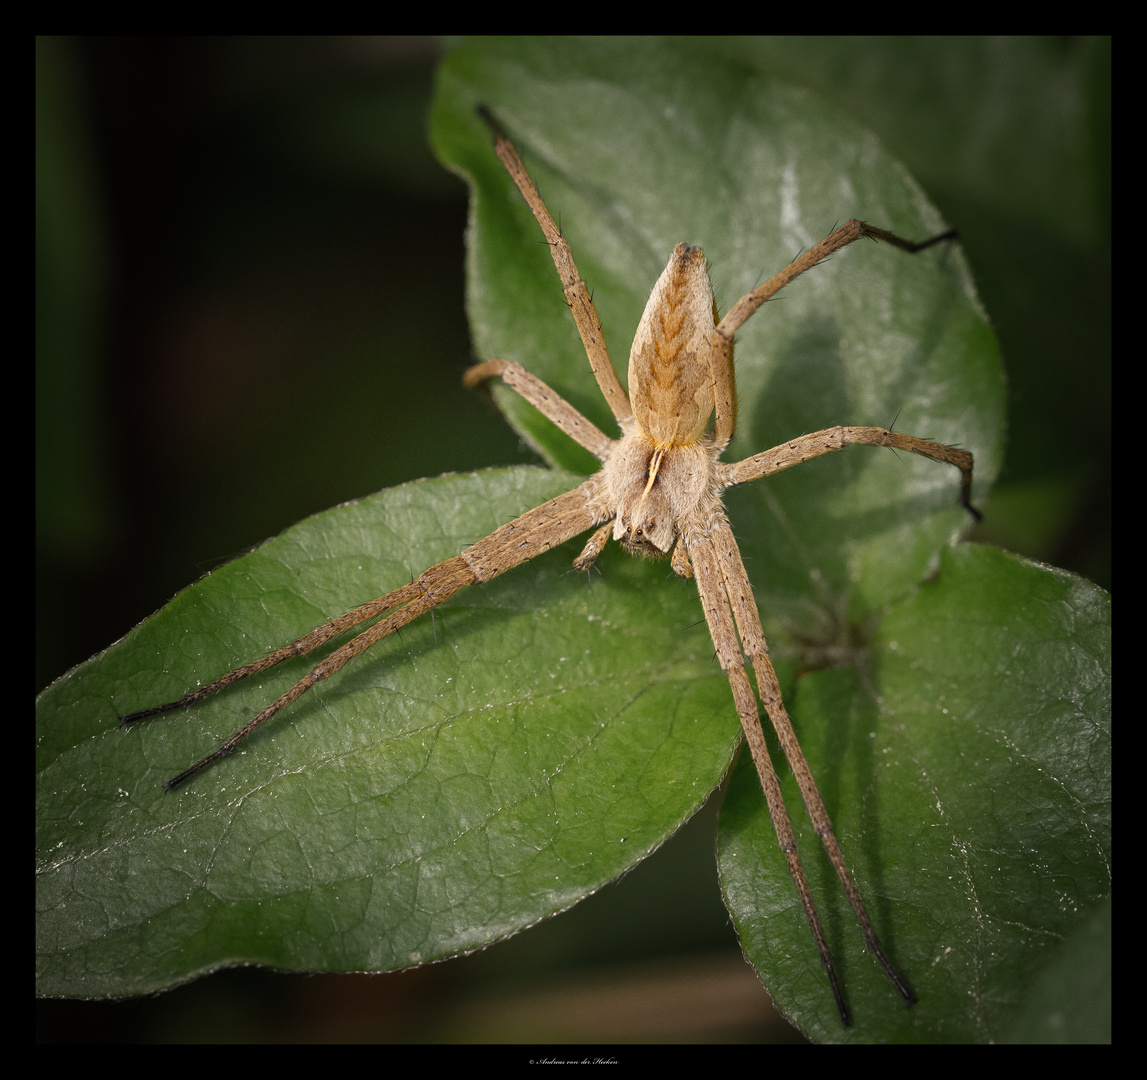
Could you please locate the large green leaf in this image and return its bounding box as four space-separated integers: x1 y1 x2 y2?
39 38 1093 1044
719 544 1110 1042
37 467 739 996
433 40 1005 624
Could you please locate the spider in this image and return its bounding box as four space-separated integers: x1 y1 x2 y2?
121 106 978 1026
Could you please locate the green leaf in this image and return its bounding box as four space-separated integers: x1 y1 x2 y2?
432 39 1006 623
719 544 1110 1042
37 468 739 996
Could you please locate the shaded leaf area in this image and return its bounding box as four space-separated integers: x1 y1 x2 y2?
719 544 1110 1042
37 468 740 997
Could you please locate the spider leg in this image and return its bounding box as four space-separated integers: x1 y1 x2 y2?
724 425 979 520
118 580 430 728
685 509 850 1024
464 358 615 461
708 218 958 446
686 506 916 1024
477 106 633 428
126 481 604 789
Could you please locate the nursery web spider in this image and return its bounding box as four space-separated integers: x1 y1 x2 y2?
122 107 978 1026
